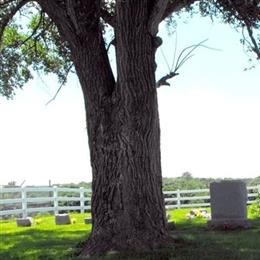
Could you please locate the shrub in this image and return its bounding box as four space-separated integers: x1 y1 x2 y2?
249 194 260 219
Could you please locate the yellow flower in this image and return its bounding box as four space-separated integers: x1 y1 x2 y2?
35 219 42 225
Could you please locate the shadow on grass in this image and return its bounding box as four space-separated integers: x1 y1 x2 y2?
1 218 260 260
81 219 260 260
168 218 260 260
1 229 90 260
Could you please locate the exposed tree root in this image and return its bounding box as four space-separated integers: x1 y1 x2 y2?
78 232 176 257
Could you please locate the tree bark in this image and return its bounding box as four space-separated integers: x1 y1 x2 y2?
78 2 168 256
38 0 170 256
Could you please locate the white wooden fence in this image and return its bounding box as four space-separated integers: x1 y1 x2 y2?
164 185 260 210
0 185 259 218
0 186 91 218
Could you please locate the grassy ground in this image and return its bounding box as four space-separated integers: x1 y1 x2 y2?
0 213 91 260
0 209 260 259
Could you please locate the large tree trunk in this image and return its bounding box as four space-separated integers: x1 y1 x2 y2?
74 2 168 257
39 0 170 256
86 11 167 260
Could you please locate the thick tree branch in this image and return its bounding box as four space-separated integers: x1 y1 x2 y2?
148 0 169 36
162 0 198 20
37 0 78 47
66 0 80 34
37 0 103 45
0 0 30 45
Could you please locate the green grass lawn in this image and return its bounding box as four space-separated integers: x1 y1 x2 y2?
0 213 92 260
0 209 260 260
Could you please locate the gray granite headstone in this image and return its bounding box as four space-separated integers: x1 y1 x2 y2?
55 214 71 225
16 217 34 227
208 180 252 230
84 217 92 224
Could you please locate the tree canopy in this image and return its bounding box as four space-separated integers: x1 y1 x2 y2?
0 0 259 99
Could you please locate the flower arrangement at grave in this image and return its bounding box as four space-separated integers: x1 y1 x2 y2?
186 209 211 219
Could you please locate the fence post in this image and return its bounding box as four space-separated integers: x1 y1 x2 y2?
80 187 85 214
257 185 260 195
53 186 58 215
0 186 3 200
21 187 27 218
177 189 181 209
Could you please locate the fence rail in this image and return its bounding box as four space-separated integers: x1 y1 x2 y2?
0 186 92 218
164 185 260 210
0 185 259 218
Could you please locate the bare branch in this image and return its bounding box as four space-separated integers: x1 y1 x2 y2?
148 0 169 36
162 0 198 21
45 63 73 105
174 39 208 71
106 37 115 51
18 11 44 46
244 23 260 59
157 39 219 88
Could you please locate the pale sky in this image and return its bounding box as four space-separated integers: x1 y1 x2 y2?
0 15 260 186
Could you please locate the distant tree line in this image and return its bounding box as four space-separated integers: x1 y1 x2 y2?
162 172 260 191
4 174 260 191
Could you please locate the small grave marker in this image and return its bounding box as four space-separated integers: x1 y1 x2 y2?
16 217 34 227
55 214 71 225
84 217 92 224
